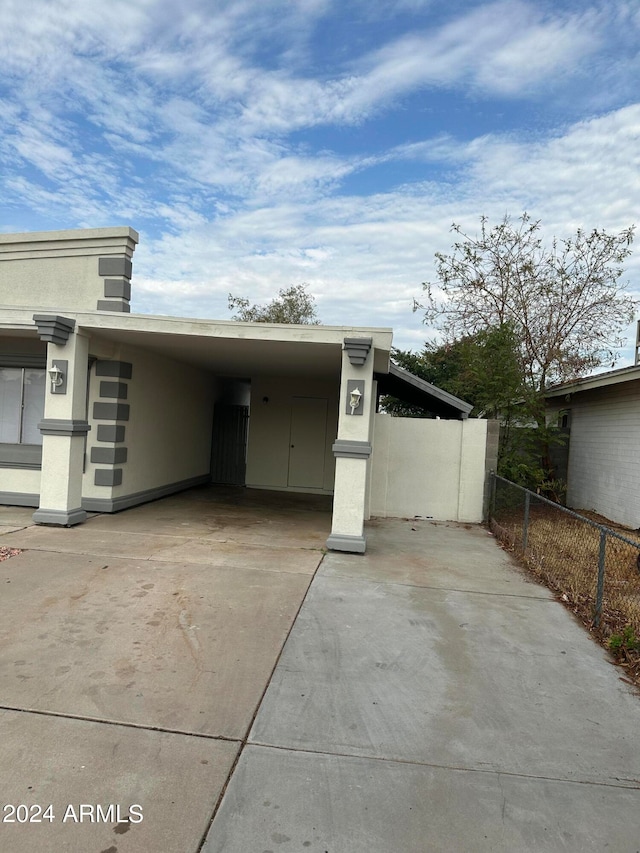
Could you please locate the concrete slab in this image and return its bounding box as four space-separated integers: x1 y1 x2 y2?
0 549 311 738
250 573 640 786
322 518 551 597
0 505 35 534
0 708 238 853
106 494 332 549
151 538 322 574
0 524 193 559
203 745 640 853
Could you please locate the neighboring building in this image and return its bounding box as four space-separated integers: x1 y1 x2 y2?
546 365 640 529
1 227 493 552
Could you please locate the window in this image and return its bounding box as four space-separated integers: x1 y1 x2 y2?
0 368 46 466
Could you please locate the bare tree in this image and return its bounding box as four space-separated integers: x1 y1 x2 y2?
228 284 320 324
418 214 637 393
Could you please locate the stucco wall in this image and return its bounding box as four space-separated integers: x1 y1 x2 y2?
559 382 640 528
370 415 488 522
0 468 41 504
83 342 216 501
246 376 339 493
0 228 138 313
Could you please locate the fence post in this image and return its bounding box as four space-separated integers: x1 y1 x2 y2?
522 490 530 553
489 471 497 521
594 529 607 627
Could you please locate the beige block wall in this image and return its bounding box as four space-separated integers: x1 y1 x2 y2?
83 342 216 500
370 415 488 522
246 376 339 493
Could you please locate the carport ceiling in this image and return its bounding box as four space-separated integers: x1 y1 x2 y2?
88 328 344 379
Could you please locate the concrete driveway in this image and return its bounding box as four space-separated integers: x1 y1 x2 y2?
1 492 640 852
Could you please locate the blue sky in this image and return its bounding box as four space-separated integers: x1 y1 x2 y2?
2 0 640 356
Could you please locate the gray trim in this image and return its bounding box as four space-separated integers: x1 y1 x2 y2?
97 424 126 442
90 446 128 464
93 402 130 421
50 359 68 394
343 337 372 366
32 507 87 526
95 468 123 487
33 315 76 345
39 419 91 436
96 300 131 313
332 440 372 458
0 353 46 369
345 379 365 416
38 418 91 435
95 361 133 380
98 257 132 279
0 443 43 467
81 474 210 513
0 491 39 507
99 381 128 400
326 533 367 554
377 363 474 419
104 278 131 299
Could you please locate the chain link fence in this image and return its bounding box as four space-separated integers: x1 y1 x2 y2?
489 474 640 642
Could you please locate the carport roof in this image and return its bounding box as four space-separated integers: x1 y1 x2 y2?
0 309 392 379
375 363 473 419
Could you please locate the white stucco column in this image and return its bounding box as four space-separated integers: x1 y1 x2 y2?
326 338 375 553
32 316 90 526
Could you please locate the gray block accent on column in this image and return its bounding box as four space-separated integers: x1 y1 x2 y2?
93 402 130 421
97 424 126 442
99 381 128 399
343 337 372 366
39 419 91 436
90 446 128 465
95 468 123 487
0 491 39 507
326 533 366 554
32 507 88 526
104 278 131 299
98 257 132 279
332 440 372 458
33 315 76 345
95 361 133 379
96 300 131 313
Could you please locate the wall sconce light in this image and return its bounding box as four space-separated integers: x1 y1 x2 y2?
345 380 365 415
48 361 67 394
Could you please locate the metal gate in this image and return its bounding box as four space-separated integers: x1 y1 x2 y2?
210 404 249 485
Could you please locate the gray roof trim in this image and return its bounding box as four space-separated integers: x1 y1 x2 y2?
378 363 473 418
546 364 640 398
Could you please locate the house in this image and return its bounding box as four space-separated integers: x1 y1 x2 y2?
546 364 640 529
1 226 495 552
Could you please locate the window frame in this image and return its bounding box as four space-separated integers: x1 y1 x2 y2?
0 354 47 469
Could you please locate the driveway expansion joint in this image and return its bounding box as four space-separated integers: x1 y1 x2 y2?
0 704 242 743
245 741 640 791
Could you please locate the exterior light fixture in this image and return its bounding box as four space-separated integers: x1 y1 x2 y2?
349 386 362 414
48 364 65 392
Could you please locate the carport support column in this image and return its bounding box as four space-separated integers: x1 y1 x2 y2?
32 317 90 526
326 338 374 554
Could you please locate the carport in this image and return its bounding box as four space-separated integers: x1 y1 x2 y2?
0 226 393 553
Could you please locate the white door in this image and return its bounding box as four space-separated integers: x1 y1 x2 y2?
288 397 328 488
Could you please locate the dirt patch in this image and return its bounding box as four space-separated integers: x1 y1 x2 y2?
490 504 640 691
